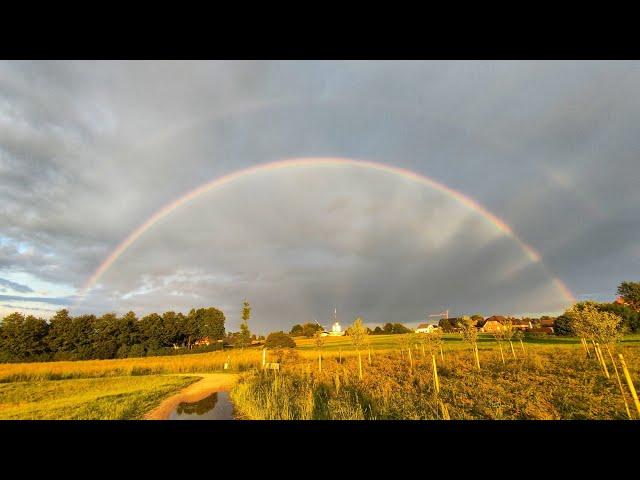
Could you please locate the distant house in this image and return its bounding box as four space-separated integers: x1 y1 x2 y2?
415 323 439 334
615 296 628 306
540 318 555 328
530 326 554 335
194 336 212 347
480 316 531 332
511 319 533 330
481 320 504 333
321 321 346 337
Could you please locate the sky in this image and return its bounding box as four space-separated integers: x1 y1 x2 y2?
1 60 639 333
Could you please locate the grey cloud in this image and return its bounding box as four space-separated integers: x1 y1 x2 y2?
0 61 638 330
0 294 72 306
0 277 33 293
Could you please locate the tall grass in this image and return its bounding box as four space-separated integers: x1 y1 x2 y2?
0 375 196 420
0 349 262 383
231 345 640 420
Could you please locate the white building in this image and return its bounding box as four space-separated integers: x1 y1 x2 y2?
329 321 345 336
320 309 346 336
415 323 439 334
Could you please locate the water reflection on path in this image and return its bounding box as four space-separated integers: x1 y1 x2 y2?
168 391 235 420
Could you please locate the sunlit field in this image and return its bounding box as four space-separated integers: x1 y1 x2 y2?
294 333 640 352
1 334 638 420
232 340 640 420
0 375 197 420
0 349 261 383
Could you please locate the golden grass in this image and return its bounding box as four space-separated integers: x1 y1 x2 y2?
231 343 640 420
2 334 638 383
0 375 197 420
0 349 262 383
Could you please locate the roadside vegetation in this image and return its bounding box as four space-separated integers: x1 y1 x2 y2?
231 342 640 420
0 375 197 420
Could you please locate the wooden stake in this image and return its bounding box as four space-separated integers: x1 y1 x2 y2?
498 341 505 364
368 347 372 366
408 346 413 372
593 340 602 364
509 340 516 359
605 346 631 419
439 400 450 420
262 348 266 368
595 343 610 379
582 338 591 358
619 353 640 416
432 353 440 394
358 351 363 380
440 345 444 362
318 352 322 373
474 344 481 370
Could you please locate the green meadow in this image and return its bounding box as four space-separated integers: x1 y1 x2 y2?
0 375 197 420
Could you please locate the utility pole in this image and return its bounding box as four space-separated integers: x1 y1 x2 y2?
428 309 449 321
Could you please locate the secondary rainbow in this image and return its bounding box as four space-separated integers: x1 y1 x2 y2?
77 157 576 304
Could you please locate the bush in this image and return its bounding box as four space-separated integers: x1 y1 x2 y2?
554 315 574 336
597 303 640 333
127 344 146 358
265 331 296 349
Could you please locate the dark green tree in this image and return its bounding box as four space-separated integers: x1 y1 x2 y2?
617 281 640 311
597 302 640 333
198 307 226 340
290 324 303 336
46 309 73 357
139 313 165 352
554 314 574 336
92 313 120 359
301 322 323 338
392 323 411 334
265 331 296 349
237 300 252 349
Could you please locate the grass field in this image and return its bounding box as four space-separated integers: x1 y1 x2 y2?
0 375 198 420
231 342 640 420
293 332 640 352
1 333 639 420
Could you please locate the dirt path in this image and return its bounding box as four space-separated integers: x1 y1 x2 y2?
144 373 239 420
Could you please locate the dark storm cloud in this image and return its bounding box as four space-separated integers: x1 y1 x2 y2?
1 61 639 328
0 294 72 305
0 277 33 293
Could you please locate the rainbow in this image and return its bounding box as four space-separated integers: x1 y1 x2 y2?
77 157 575 304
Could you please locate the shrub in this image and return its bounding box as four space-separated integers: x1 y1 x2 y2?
265 331 296 349
554 315 574 336
127 344 146 358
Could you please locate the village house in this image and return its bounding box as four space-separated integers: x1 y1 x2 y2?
479 315 505 332
481 319 503 333
321 321 345 337
530 326 554 335
615 296 628 306
540 318 555 329
194 336 212 347
415 323 439 333
479 315 532 332
511 319 532 330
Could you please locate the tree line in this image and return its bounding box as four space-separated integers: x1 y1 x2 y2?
0 307 226 363
289 321 412 337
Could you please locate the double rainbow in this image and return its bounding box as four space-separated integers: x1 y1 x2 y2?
77 157 575 305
